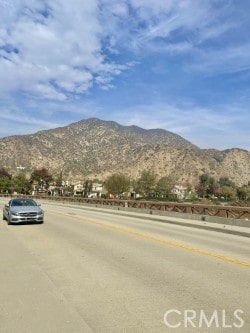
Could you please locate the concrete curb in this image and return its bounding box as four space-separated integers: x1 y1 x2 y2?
43 200 250 238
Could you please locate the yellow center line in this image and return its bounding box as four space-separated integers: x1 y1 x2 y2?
49 210 250 268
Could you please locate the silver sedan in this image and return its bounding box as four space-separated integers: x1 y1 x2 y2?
3 198 44 225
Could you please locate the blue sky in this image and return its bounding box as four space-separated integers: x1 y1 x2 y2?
0 0 249 150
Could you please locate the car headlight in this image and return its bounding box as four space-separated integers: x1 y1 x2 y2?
11 212 20 216
37 211 43 216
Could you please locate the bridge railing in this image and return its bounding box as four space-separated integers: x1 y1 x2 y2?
1 194 249 220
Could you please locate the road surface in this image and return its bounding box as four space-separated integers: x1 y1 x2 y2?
0 199 249 332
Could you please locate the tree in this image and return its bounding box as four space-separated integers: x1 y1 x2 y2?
0 167 11 179
199 173 210 185
30 167 53 190
51 171 64 196
219 177 235 188
218 186 237 201
11 173 31 194
195 183 207 198
135 170 156 197
237 185 250 201
206 177 219 197
105 173 130 197
54 171 63 187
0 167 12 193
196 173 219 197
63 185 74 197
0 176 11 193
83 179 93 197
156 176 175 198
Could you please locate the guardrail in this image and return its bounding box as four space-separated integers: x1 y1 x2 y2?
1 195 249 220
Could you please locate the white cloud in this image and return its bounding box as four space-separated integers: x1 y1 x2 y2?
29 83 67 101
0 104 63 137
188 43 250 75
109 101 250 150
0 0 248 99
0 0 249 151
0 0 128 99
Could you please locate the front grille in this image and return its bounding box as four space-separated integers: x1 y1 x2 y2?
19 212 37 217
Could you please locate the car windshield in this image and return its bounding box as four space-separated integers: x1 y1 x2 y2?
11 199 37 207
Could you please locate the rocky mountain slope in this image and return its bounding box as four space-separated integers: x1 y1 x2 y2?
0 118 249 186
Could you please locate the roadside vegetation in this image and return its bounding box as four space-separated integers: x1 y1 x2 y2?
0 166 249 206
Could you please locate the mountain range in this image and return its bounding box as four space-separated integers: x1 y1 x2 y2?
0 118 249 186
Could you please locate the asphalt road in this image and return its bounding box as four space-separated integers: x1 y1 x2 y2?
0 200 249 333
